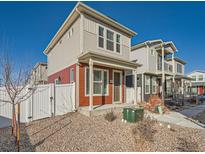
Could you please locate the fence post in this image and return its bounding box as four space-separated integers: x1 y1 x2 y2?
53 83 56 117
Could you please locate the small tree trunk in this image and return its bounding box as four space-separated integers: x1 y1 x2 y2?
12 104 17 137
17 103 20 152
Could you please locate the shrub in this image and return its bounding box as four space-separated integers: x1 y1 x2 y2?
132 117 157 143
104 111 116 122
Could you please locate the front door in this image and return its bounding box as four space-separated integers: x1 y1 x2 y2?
113 71 122 103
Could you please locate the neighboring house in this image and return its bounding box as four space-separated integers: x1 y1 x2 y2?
130 39 190 102
187 70 205 95
30 62 48 85
43 2 140 110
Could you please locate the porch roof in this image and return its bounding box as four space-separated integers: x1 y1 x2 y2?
78 51 141 70
175 75 193 80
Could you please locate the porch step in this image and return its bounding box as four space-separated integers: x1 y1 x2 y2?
78 104 136 117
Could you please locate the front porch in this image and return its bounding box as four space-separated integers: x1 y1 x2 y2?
78 103 137 116
78 51 141 111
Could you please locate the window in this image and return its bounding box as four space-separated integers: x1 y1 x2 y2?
157 56 162 71
68 28 74 39
192 75 196 81
106 30 114 51
152 77 157 94
145 75 150 94
177 63 182 73
150 49 155 56
55 77 61 84
71 28 74 36
70 68 74 83
198 75 203 81
98 26 104 48
116 34 121 53
86 68 109 95
98 25 121 54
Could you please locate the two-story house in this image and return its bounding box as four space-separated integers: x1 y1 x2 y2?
187 70 205 95
30 62 48 85
43 2 140 110
130 39 188 102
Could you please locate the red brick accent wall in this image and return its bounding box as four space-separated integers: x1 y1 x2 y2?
79 63 125 106
48 64 76 84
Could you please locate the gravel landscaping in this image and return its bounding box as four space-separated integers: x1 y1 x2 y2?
1 111 205 152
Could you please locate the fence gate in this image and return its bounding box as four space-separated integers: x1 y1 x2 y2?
55 83 75 116
32 85 52 121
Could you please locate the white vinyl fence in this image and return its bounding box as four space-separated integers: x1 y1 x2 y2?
0 83 75 128
126 87 135 104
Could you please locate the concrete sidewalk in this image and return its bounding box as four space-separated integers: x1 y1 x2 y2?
147 111 205 129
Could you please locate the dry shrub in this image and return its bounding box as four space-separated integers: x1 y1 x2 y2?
104 111 116 122
177 137 199 152
132 116 158 143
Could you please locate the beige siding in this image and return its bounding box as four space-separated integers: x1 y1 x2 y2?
148 47 157 73
188 71 205 82
83 15 131 61
47 17 81 76
130 47 148 73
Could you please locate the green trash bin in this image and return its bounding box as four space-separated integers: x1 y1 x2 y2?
123 107 144 123
123 108 130 121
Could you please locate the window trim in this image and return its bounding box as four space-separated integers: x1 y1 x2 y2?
177 63 182 73
106 29 114 51
198 75 203 81
152 76 157 94
70 68 75 83
85 67 109 97
145 75 151 94
192 75 196 81
98 25 105 49
97 24 122 55
150 49 155 56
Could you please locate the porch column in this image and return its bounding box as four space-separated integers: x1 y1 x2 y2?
181 79 184 95
134 69 137 105
172 53 175 96
89 58 93 111
161 45 165 101
142 73 144 102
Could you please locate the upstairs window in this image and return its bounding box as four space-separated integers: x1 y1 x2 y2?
198 75 203 81
192 75 196 81
150 49 155 56
177 63 182 73
116 34 121 53
106 30 114 51
98 26 104 48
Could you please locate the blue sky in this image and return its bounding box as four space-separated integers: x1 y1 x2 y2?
0 1 204 74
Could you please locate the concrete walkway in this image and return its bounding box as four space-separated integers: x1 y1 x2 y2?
179 102 205 117
147 111 205 129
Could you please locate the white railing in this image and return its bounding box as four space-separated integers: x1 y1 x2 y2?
157 61 173 73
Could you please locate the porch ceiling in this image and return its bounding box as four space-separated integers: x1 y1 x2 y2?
78 51 141 70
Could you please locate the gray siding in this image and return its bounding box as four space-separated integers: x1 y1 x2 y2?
130 46 148 73
83 15 131 61
47 17 81 76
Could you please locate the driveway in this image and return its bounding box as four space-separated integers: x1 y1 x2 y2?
179 102 205 117
0 116 11 128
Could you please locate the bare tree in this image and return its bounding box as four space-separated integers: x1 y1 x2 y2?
0 52 36 151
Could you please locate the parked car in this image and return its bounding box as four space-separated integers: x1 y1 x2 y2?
198 93 205 102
